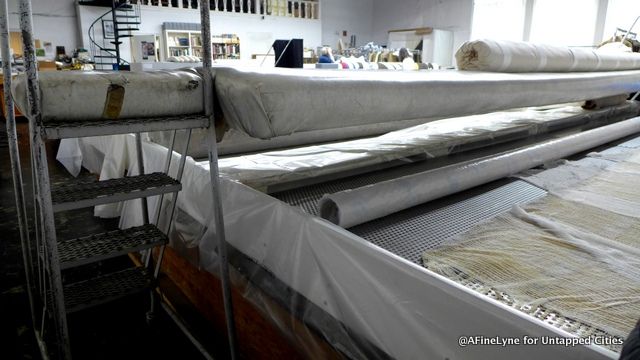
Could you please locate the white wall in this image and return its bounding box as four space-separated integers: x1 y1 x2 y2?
371 0 472 60
7 0 79 56
423 0 473 52
371 0 426 44
320 0 374 48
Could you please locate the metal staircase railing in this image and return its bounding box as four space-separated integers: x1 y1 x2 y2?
88 0 141 70
6 0 237 358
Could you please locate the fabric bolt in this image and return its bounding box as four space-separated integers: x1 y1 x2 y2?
12 69 204 122
213 66 640 139
456 39 640 72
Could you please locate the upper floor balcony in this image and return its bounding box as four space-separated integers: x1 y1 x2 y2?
130 0 320 20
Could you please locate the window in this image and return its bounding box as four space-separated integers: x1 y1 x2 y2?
471 0 526 41
603 0 639 40
529 0 599 46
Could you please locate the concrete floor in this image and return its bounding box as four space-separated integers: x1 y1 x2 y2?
0 121 205 359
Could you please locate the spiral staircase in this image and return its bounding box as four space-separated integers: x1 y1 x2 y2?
85 0 141 70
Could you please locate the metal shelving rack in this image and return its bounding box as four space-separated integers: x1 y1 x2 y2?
5 0 237 358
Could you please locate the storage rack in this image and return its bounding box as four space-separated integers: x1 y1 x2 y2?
5 0 237 359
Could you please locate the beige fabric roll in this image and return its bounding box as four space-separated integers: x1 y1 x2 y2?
456 39 640 72
12 69 205 122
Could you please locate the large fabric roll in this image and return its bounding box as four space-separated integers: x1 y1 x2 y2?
214 66 640 139
456 39 640 72
318 117 640 228
12 69 205 122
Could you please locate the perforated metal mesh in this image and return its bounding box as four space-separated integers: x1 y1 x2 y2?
63 267 151 313
350 179 547 263
51 172 179 205
273 159 458 215
58 224 168 269
440 269 625 352
274 162 628 352
276 175 546 264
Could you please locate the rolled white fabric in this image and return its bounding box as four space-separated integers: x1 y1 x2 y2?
318 117 640 228
12 69 205 122
456 39 640 72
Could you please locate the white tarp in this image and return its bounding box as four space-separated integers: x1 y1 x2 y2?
12 69 204 121
214 66 640 139
456 39 640 72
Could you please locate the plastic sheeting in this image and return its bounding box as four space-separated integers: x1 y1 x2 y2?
213 66 640 139
57 103 640 195
114 139 615 360
57 121 638 359
12 69 204 121
318 117 640 228
456 39 640 72
214 103 640 191
519 136 640 215
149 99 632 159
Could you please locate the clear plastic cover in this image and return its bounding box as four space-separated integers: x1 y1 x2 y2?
53 109 640 359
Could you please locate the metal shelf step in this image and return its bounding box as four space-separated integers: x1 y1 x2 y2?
43 114 209 139
117 28 140 32
116 21 141 25
93 55 117 58
63 267 152 313
59 224 168 270
51 172 181 212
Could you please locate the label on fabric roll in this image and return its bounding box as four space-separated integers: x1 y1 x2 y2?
102 84 125 119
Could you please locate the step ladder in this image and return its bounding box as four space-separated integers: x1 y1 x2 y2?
89 0 142 70
7 0 237 359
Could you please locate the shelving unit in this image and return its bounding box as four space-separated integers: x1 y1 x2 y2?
164 29 200 57
212 33 240 60
163 23 240 61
